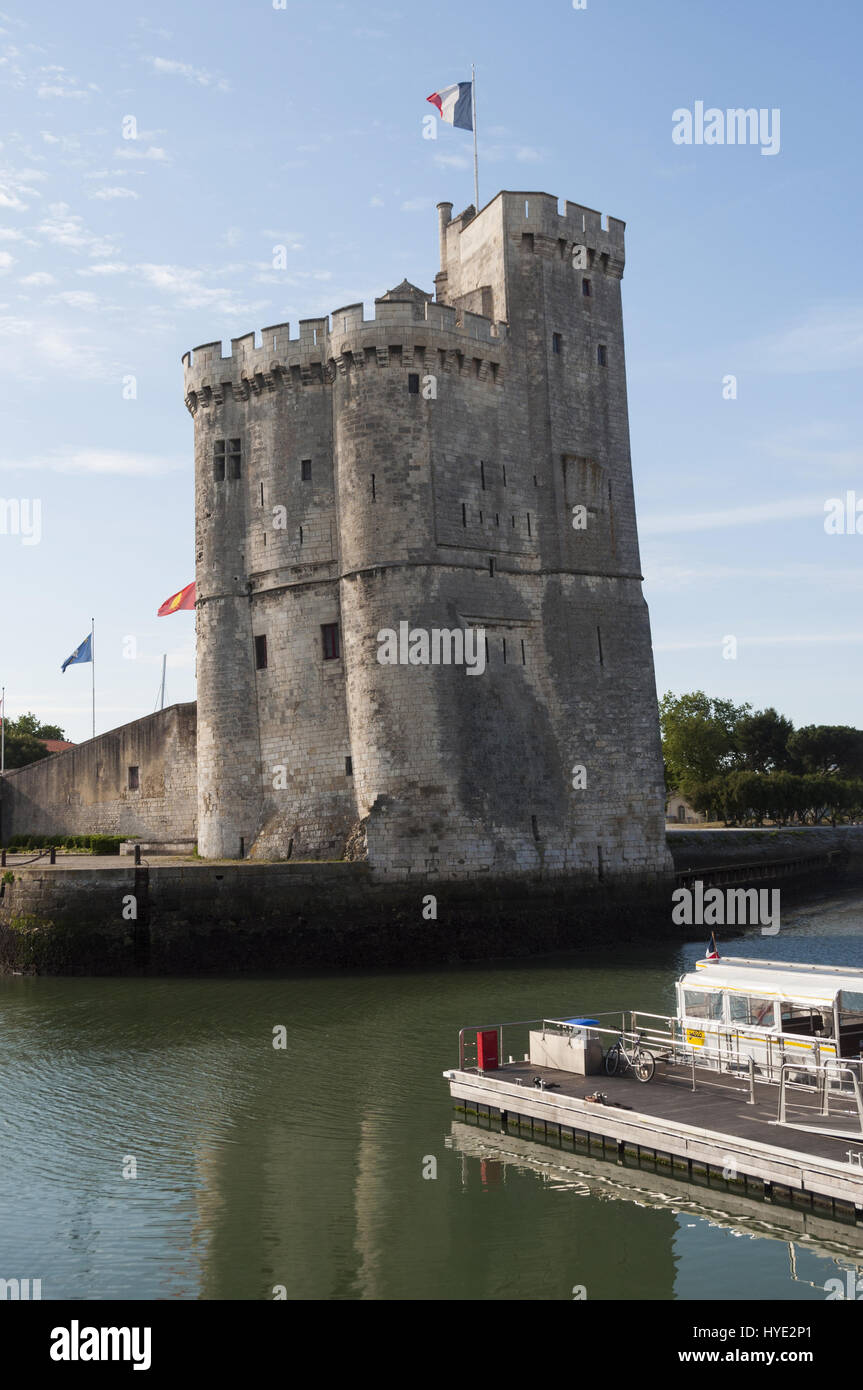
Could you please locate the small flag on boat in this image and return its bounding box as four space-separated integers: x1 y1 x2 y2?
157 581 195 617
427 82 474 131
61 632 92 673
706 932 720 961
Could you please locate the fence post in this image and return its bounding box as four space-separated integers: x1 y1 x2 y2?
747 1055 756 1105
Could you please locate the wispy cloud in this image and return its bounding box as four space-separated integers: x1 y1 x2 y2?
0 448 186 476
147 56 230 91
89 186 140 200
640 496 824 535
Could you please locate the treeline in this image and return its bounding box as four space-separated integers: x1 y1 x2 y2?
661 692 863 826
1 712 68 769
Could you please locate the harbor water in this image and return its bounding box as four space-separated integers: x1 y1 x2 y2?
2 887 862 1301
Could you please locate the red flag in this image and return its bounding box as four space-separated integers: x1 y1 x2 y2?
157 581 195 617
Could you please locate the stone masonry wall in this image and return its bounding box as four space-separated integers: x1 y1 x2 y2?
0 703 197 844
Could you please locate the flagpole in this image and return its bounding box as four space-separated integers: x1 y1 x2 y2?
159 653 166 711
1 686 5 775
91 618 95 739
471 62 479 211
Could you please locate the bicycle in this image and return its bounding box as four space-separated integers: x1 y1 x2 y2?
604 1031 656 1083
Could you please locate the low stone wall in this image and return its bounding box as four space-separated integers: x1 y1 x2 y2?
0 704 197 845
668 826 863 871
0 860 674 974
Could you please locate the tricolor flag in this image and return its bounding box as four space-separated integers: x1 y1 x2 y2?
705 932 720 961
427 82 474 131
157 581 195 617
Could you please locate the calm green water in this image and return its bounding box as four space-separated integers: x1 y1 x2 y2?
1 889 862 1301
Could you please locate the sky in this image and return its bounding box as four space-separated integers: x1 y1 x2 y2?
0 0 860 743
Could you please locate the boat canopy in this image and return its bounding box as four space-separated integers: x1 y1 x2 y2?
682 957 863 1008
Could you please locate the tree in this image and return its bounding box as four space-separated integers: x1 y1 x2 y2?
1 712 69 770
787 725 863 778
736 708 795 773
659 691 750 792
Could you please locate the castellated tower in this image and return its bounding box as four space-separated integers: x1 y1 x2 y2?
183 191 672 880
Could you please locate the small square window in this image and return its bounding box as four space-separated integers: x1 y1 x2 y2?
582 278 591 297
301 459 312 481
228 438 242 478
597 344 608 367
128 765 139 791
254 634 268 670
552 334 562 354
321 623 340 661
408 373 420 394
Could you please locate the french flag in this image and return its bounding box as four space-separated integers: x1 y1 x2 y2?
427 82 473 131
705 932 720 961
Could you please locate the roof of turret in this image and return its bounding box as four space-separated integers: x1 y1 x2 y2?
376 279 433 303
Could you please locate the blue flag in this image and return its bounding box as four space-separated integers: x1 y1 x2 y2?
61 633 92 673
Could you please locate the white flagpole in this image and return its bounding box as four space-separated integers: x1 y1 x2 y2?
91 618 95 739
1 686 5 775
159 653 167 711
472 63 479 211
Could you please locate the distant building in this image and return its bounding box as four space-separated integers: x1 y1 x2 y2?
39 739 76 755
666 794 706 825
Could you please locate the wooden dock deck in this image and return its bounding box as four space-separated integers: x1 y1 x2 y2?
444 1059 863 1222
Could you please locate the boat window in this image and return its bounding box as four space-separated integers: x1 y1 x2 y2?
682 989 723 1021
729 994 776 1028
780 1001 830 1036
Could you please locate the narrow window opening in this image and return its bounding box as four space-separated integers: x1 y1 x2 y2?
597 844 604 880
597 344 608 367
260 482 264 506
408 373 420 394
480 460 486 490
552 333 562 354
213 439 225 482
522 232 534 252
301 458 312 481
461 502 467 528
533 474 538 487
321 623 340 661
128 766 139 791
502 465 507 486
479 509 483 525
526 512 532 537
228 438 242 478
582 278 591 297
371 473 376 501
489 557 495 577
345 756 353 777
502 637 507 664
495 513 500 527
299 525 303 545
521 639 526 665
254 635 268 670
485 634 490 663
597 626 604 666
511 515 515 528
531 814 540 842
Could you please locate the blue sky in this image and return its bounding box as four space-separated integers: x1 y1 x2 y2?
0 0 860 743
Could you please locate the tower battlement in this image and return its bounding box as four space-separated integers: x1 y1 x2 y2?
182 297 506 394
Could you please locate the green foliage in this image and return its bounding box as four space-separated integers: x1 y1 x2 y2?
662 692 863 826
4 834 122 855
660 690 750 789
2 711 68 769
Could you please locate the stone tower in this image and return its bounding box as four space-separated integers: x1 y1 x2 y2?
183 190 672 880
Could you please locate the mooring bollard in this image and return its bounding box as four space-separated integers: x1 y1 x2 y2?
134 844 141 866
50 846 56 864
